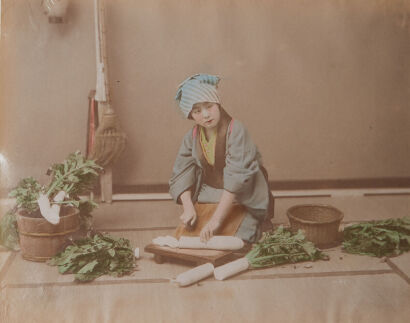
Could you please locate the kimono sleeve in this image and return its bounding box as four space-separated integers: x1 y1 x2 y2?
169 129 198 203
223 120 260 195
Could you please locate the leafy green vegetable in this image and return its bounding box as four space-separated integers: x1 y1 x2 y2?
47 233 137 282
9 177 43 213
46 151 102 200
246 226 329 268
8 151 102 213
1 151 102 250
78 199 98 232
0 209 20 251
342 217 410 257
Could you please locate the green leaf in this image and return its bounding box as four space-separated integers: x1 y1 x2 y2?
0 210 20 251
246 226 328 268
48 233 136 282
75 272 102 282
301 242 318 258
59 262 76 274
9 177 43 212
343 217 410 257
78 260 99 274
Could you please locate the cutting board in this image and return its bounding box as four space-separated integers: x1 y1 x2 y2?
144 243 249 267
145 203 250 266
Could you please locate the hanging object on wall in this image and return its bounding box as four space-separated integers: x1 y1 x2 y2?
42 0 70 23
87 0 127 203
89 0 127 168
89 0 126 168
86 90 99 158
90 0 126 167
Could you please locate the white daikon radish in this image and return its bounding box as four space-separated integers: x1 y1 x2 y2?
173 263 214 287
206 236 245 250
37 194 52 218
37 194 59 224
37 191 66 225
53 190 66 202
152 235 244 250
50 191 65 217
178 236 205 249
152 236 179 248
134 248 140 259
179 236 244 250
214 257 250 280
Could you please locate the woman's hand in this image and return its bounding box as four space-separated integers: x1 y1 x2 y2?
180 206 197 229
200 217 222 242
200 190 236 241
179 190 197 229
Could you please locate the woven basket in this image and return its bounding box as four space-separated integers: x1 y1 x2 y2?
287 204 343 248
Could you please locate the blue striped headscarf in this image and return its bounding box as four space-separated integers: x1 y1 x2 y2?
175 74 221 118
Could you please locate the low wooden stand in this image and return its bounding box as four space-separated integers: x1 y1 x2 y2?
144 244 249 267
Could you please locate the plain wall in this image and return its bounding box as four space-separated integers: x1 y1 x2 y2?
1 0 410 194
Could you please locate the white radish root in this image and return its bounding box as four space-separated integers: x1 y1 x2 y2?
37 194 59 224
134 248 140 259
152 236 245 250
214 257 250 281
206 236 245 250
152 235 244 250
37 191 66 225
152 236 179 248
179 236 244 250
177 236 205 249
173 263 214 287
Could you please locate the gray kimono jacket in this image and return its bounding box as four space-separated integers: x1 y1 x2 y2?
169 120 272 242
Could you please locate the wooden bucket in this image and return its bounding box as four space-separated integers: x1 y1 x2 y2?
17 207 80 262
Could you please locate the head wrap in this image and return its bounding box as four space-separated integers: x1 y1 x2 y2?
175 73 221 118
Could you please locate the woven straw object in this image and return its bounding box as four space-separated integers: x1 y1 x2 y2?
287 204 344 248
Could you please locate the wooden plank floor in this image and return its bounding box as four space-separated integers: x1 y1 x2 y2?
0 195 409 323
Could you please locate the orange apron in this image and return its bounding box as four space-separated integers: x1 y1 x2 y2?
175 203 247 239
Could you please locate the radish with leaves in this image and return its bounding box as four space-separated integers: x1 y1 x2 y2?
214 226 329 281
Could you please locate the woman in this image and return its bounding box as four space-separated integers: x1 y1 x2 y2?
169 73 274 243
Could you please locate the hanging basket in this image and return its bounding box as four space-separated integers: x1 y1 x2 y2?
287 204 344 248
17 206 80 262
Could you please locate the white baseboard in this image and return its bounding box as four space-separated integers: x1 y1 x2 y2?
2 188 409 206
109 188 410 201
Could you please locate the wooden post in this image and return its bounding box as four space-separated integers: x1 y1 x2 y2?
100 166 112 203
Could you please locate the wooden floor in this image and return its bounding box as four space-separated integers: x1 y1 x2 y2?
1 194 409 323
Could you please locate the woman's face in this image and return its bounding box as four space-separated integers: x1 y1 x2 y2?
190 102 221 130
